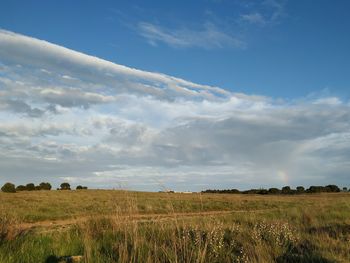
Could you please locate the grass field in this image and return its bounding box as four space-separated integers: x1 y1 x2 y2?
0 191 349 262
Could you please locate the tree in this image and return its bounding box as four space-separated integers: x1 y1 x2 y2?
16 185 27 191
1 182 16 193
39 182 52 190
325 185 340 193
76 185 83 190
307 186 324 193
26 183 35 191
296 186 305 193
257 189 268 195
343 187 348 192
268 188 280 194
281 186 292 194
60 182 71 190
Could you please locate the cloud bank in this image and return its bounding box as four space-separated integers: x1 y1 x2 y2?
0 29 349 191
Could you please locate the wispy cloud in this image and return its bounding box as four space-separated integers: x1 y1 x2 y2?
264 0 287 22
240 0 287 26
240 12 267 26
137 22 245 49
0 30 349 191
135 0 287 49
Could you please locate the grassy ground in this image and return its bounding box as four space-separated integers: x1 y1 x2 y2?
0 191 349 262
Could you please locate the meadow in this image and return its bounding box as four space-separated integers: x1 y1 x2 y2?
0 190 349 262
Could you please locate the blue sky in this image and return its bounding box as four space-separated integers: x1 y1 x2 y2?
0 1 350 191
1 0 350 99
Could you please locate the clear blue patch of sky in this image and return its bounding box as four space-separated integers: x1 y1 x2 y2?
1 0 349 99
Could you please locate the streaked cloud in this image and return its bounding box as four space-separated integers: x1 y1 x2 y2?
0 29 349 191
137 22 245 49
135 0 287 49
240 0 287 26
264 0 287 22
241 13 267 25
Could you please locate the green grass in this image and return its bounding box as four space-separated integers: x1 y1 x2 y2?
1 191 349 262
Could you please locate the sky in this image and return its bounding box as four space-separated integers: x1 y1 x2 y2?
0 0 350 191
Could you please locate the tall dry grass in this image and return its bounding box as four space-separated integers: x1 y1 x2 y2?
0 191 349 262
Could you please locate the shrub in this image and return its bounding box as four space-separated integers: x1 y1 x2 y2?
306 186 323 193
296 186 305 193
325 184 340 192
281 186 292 194
16 185 27 191
39 182 52 190
1 182 16 193
242 189 260 194
257 189 268 195
60 182 71 190
26 183 35 191
306 185 339 193
268 188 280 194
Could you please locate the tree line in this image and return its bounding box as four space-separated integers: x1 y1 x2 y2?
1 182 88 193
202 185 348 195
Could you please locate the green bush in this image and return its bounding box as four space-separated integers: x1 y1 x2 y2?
60 182 71 190
39 182 52 190
26 183 35 191
296 186 305 193
16 185 27 191
1 182 16 193
268 188 281 194
281 186 292 194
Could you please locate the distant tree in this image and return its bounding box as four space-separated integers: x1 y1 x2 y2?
16 185 27 191
268 188 280 194
26 183 35 191
257 189 268 195
1 182 16 193
202 188 240 194
34 185 41 190
39 182 52 190
281 186 292 194
307 186 324 193
60 182 71 190
343 187 348 192
76 185 83 190
82 186 88 190
242 189 260 194
325 184 340 193
296 186 305 193
290 189 297 195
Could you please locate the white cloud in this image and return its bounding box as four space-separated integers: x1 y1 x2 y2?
241 13 267 25
240 0 287 27
137 22 245 49
0 30 349 191
312 97 342 106
0 29 229 101
263 0 287 22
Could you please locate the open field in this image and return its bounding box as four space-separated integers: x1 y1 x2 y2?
1 191 350 262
